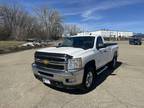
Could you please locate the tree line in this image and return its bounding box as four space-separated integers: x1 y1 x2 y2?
0 4 81 40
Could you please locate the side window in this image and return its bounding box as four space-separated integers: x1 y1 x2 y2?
96 37 104 49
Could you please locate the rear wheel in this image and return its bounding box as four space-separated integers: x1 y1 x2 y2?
109 56 117 69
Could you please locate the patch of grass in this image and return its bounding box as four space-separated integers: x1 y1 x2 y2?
0 41 26 54
0 41 25 49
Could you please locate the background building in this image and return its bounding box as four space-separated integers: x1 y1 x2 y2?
77 29 134 40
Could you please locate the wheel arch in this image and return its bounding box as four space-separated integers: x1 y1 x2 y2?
114 51 118 58
84 60 96 71
82 60 96 90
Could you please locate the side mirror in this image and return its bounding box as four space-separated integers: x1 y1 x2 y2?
97 43 105 49
58 43 62 46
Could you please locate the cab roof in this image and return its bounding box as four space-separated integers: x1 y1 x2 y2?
70 35 100 38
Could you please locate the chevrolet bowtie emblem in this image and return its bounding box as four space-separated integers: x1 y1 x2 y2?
43 60 49 65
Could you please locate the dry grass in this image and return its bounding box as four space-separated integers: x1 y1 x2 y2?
0 41 24 49
0 41 25 54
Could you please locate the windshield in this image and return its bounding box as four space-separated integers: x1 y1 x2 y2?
60 36 95 50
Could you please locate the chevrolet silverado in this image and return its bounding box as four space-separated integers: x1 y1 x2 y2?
32 35 118 90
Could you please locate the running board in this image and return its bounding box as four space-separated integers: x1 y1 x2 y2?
97 66 108 75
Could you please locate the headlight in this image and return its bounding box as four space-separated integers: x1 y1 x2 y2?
68 58 82 71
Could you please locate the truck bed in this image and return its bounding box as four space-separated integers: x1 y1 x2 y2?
104 43 117 47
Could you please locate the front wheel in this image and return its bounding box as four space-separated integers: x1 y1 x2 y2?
82 67 95 91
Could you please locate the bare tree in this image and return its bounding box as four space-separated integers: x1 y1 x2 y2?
35 6 64 40
49 10 64 40
0 4 34 40
0 3 65 40
64 24 81 36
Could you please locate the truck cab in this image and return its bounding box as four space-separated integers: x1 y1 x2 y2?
32 35 118 90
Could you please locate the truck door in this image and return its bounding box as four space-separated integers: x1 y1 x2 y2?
104 46 112 64
95 36 106 68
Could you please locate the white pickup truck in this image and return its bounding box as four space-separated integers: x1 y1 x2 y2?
32 35 118 90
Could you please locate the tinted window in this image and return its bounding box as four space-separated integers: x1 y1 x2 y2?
96 37 104 49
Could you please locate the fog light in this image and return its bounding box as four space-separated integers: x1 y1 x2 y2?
66 78 76 83
32 63 36 67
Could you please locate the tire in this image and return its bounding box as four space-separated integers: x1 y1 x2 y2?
109 56 117 69
82 66 95 91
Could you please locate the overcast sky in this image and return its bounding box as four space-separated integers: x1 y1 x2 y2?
0 0 144 33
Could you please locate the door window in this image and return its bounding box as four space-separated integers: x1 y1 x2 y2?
96 37 104 49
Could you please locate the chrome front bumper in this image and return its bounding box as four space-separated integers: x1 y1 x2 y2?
32 63 84 86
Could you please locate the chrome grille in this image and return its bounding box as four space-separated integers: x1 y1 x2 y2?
35 52 72 72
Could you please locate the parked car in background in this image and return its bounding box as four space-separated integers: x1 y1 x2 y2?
129 37 142 45
33 42 41 46
40 41 48 47
21 42 35 47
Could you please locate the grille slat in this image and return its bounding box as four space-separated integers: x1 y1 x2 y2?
38 71 53 77
36 56 66 62
36 62 65 70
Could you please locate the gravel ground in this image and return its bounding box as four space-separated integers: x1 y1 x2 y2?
0 41 144 108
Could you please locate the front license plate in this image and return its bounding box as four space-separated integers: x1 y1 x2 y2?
43 78 51 84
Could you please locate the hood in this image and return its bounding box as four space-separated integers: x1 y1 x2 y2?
36 47 89 57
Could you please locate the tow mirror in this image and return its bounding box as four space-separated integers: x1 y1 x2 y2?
58 43 62 46
97 43 105 49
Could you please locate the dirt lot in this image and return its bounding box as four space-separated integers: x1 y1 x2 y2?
0 41 144 108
